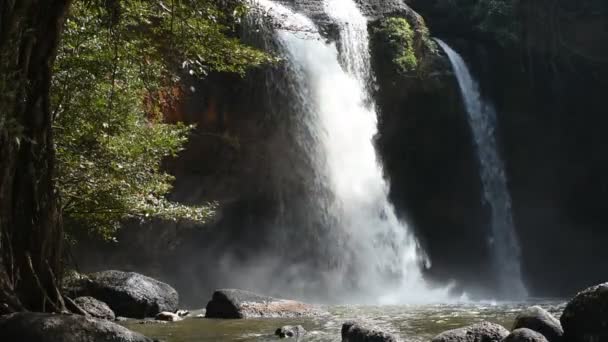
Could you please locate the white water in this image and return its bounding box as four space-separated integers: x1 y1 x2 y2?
435 39 527 299
252 0 448 303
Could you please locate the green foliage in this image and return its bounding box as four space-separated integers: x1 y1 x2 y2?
52 0 269 240
373 17 418 74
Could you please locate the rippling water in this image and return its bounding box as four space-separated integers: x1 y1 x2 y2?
124 301 565 341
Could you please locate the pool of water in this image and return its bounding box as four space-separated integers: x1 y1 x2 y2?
124 301 565 341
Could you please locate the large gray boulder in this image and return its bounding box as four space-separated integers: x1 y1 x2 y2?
504 328 549 342
561 282 608 342
205 289 320 319
431 321 509 342
77 270 179 318
512 306 563 342
341 321 400 342
74 296 115 320
0 312 152 342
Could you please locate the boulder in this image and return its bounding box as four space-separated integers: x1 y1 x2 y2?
0 312 152 342
78 270 179 318
205 289 320 319
74 296 115 320
275 325 306 338
504 328 549 342
341 321 400 342
561 282 608 342
512 306 563 342
431 321 509 342
155 312 182 322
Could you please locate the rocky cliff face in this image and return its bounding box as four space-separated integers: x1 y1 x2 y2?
389 0 608 296
75 0 608 301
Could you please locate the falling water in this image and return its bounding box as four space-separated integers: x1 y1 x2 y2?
435 39 527 299
251 0 447 303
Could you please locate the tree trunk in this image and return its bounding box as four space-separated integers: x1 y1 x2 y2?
0 0 72 312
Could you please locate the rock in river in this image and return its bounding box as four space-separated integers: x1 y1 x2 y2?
431 321 509 342
341 321 400 342
0 312 152 342
275 325 306 338
205 289 320 319
74 270 179 318
561 282 608 342
512 306 563 342
155 311 182 322
504 328 549 342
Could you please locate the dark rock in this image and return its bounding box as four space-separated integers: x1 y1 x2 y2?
205 289 320 319
504 328 549 342
81 270 179 318
74 296 115 320
341 321 400 342
513 306 563 342
431 321 509 342
0 312 152 342
275 325 306 338
561 282 608 342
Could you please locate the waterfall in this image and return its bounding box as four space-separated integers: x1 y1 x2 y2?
435 39 527 299
249 0 448 303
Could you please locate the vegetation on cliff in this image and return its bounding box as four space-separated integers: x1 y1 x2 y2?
371 17 418 73
0 0 269 313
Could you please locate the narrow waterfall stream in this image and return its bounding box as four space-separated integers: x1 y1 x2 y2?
252 0 446 303
435 39 527 298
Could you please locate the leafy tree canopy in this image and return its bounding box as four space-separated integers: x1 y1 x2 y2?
53 0 272 240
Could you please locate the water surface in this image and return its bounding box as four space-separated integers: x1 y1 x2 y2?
125 301 565 341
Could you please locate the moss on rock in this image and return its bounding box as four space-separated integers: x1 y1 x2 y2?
372 17 418 73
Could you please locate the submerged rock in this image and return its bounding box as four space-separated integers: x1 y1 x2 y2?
137 319 168 325
205 289 320 319
341 321 400 342
79 270 179 318
0 312 152 342
74 296 115 320
513 306 563 342
275 325 306 338
175 309 190 317
431 321 509 342
155 311 182 322
561 282 608 342
504 328 549 342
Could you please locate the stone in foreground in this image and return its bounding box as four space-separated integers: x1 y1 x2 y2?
81 270 179 318
74 296 115 320
512 306 563 342
504 328 549 342
0 312 152 342
341 321 400 342
561 282 608 342
431 321 509 342
205 289 320 319
275 325 306 338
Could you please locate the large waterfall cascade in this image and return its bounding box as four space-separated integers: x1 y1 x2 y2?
435 39 527 299
251 0 449 303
